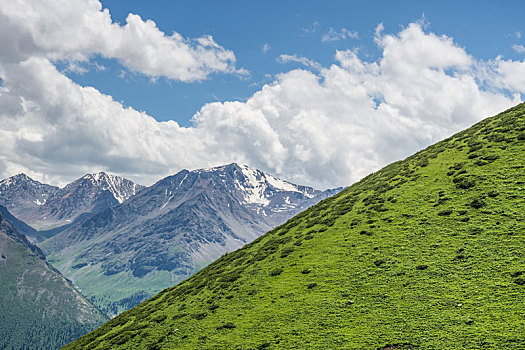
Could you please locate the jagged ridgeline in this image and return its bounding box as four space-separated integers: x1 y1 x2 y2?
66 104 525 349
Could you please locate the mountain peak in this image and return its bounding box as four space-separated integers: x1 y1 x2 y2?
71 172 143 204
181 163 318 207
184 163 312 206
0 171 143 229
82 171 109 181
13 173 31 179
0 173 35 186
80 171 126 187
197 162 241 173
0 174 59 217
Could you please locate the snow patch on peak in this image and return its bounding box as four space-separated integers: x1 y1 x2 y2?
34 199 46 205
79 172 141 204
234 179 270 206
0 178 13 187
265 173 303 194
1 173 31 186
237 165 271 206
82 172 108 183
92 172 107 182
238 165 315 200
200 163 235 173
239 165 260 186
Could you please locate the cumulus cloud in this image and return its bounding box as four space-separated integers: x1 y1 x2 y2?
322 28 358 42
0 57 206 180
479 57 525 94
0 15 524 188
0 0 240 81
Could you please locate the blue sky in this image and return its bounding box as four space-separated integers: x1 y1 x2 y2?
0 0 524 187
65 0 525 125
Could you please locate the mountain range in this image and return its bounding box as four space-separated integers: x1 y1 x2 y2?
66 104 525 349
0 172 144 232
0 207 107 349
0 164 341 316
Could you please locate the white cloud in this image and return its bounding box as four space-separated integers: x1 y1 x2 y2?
478 56 525 94
0 0 241 82
277 54 323 71
513 44 525 54
0 16 524 189
322 28 358 42
375 23 472 71
192 23 523 187
0 57 206 181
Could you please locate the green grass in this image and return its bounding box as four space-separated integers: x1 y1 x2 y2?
65 103 525 349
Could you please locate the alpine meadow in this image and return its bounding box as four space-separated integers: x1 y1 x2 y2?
1 1 525 349
65 104 525 349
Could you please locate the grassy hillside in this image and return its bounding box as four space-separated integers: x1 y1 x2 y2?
0 210 108 349
66 104 525 349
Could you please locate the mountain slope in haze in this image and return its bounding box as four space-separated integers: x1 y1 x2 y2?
0 207 108 350
0 172 143 231
0 205 48 243
40 164 340 315
67 104 525 349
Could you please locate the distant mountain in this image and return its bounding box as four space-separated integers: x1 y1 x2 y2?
34 172 144 228
202 164 341 226
0 172 144 231
0 174 59 228
0 207 107 349
40 163 341 315
66 104 525 350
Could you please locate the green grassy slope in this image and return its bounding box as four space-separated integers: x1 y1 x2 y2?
66 104 525 349
0 212 108 349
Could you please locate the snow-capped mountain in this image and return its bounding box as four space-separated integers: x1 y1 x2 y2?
77 172 144 204
193 164 337 224
37 172 144 226
202 163 317 205
0 172 144 230
0 174 59 223
40 163 342 315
